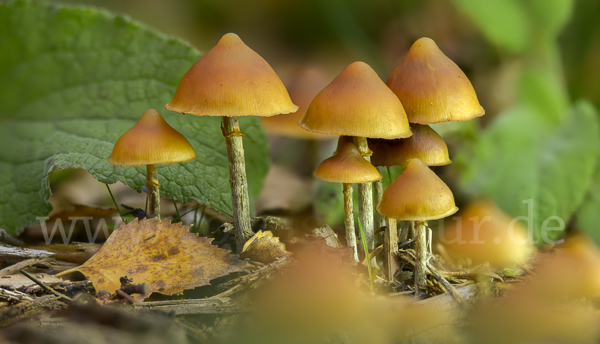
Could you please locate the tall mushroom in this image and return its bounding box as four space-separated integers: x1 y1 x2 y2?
299 61 412 251
385 37 484 293
314 141 382 262
109 109 197 221
377 158 458 294
165 33 298 251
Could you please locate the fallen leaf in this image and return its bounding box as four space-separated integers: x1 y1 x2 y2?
240 230 290 264
71 219 247 296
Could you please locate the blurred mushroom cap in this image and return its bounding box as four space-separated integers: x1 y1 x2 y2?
314 142 382 184
166 33 298 117
369 124 451 167
441 200 534 268
262 67 332 140
376 158 457 220
109 109 197 166
387 37 484 124
299 61 412 139
532 235 600 300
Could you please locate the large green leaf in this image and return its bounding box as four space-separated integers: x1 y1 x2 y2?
525 0 574 37
459 101 600 244
0 0 270 235
576 151 600 245
453 0 532 54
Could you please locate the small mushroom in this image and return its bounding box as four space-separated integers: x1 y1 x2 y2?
299 61 412 251
109 109 197 221
369 123 451 231
377 158 458 293
314 142 382 262
166 33 297 251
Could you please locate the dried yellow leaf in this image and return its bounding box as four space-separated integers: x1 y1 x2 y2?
74 219 246 296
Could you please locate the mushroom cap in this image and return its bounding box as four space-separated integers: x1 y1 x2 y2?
109 109 197 166
314 142 382 184
369 124 451 167
261 67 332 140
165 33 298 117
531 235 600 299
376 158 457 220
386 37 484 124
299 61 412 139
441 200 534 268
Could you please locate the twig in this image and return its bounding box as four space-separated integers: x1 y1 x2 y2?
131 298 248 315
0 258 51 276
19 270 73 301
427 262 466 305
116 289 135 303
0 295 65 326
0 228 24 247
214 256 292 298
0 287 33 302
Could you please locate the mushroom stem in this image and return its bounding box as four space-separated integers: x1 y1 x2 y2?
398 220 408 243
146 164 160 221
384 218 399 280
343 183 359 262
414 220 428 295
352 136 374 250
374 177 386 230
222 116 254 252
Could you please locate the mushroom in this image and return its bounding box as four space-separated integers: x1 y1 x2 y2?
299 61 412 251
369 124 451 232
386 37 484 124
314 141 382 261
440 200 533 269
377 158 458 293
165 33 298 251
109 109 197 221
384 37 484 293
370 124 451 168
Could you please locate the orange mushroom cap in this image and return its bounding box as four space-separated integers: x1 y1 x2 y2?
299 61 412 139
386 37 484 124
369 124 451 167
441 200 533 268
109 109 197 166
166 33 298 117
314 142 382 184
376 158 457 221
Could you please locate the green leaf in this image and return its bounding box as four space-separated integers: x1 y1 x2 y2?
576 151 600 245
453 0 532 54
459 101 600 244
517 68 570 124
0 1 270 235
525 0 574 37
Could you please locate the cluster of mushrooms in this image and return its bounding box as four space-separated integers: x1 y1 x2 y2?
108 33 485 295
307 37 484 294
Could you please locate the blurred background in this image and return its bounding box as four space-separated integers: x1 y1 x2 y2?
33 0 600 246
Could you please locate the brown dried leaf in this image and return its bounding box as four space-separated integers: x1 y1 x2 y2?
75 219 246 295
240 230 290 264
